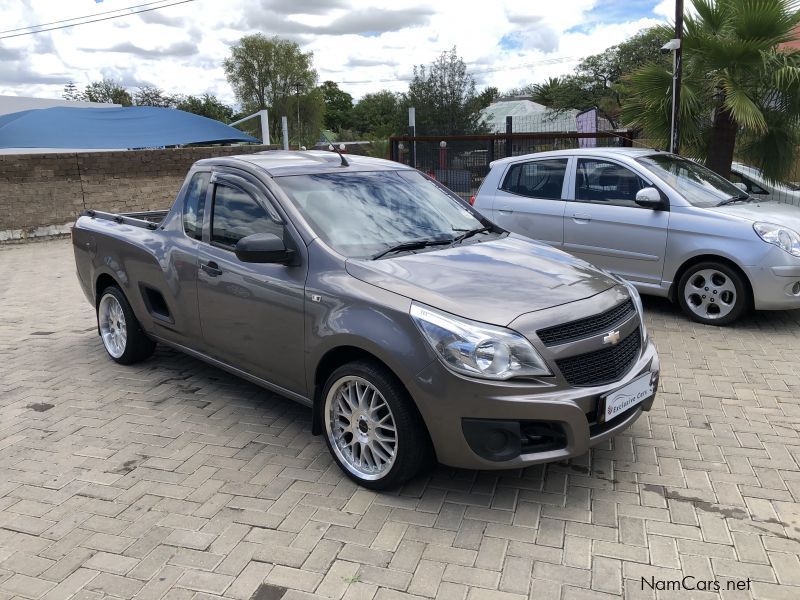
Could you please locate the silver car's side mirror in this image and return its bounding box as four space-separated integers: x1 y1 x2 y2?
634 187 664 209
733 182 747 193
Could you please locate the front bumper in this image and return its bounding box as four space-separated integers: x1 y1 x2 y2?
743 261 800 310
408 338 659 470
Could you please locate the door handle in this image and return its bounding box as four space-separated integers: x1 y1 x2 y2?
572 213 591 223
497 206 514 214
201 261 223 277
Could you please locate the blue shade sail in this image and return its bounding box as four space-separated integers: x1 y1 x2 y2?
0 106 260 149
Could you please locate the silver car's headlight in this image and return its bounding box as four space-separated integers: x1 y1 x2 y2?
754 222 800 257
410 303 551 380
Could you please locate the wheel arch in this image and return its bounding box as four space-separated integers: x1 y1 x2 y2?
668 254 754 307
95 272 120 306
310 344 434 458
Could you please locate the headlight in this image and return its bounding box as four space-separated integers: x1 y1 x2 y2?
754 222 800 257
410 303 551 380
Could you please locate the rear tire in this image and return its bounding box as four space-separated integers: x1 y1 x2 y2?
677 261 749 326
97 285 156 364
321 360 429 490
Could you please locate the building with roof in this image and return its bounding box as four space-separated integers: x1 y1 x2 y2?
479 96 579 133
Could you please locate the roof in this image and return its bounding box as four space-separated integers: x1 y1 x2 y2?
479 98 578 133
489 147 662 167
209 150 411 177
0 106 259 149
0 95 119 118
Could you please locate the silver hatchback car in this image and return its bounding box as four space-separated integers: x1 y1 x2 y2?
474 148 800 325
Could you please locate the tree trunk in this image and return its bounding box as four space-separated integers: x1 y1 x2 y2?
705 105 738 179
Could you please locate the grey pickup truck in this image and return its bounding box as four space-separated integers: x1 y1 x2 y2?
73 150 659 489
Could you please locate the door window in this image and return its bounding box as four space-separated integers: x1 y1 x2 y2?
182 172 210 240
500 159 568 200
575 159 647 207
210 183 282 249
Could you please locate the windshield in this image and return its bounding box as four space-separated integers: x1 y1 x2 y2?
275 170 486 258
637 154 744 207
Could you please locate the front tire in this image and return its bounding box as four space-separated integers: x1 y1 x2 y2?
97 285 156 364
321 360 428 490
677 261 749 326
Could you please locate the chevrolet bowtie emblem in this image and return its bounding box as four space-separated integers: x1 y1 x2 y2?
603 330 621 345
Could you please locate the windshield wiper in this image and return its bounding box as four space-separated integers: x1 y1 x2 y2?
717 193 751 206
449 226 493 246
371 238 453 260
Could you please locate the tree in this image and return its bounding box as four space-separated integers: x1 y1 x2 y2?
469 86 499 112
133 86 175 107
352 90 406 137
622 0 800 180
175 94 234 123
223 34 320 142
526 28 669 124
320 81 354 132
83 78 133 106
407 47 485 135
530 76 596 112
62 81 82 101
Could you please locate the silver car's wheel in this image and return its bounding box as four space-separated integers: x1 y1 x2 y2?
683 268 737 320
677 262 749 325
99 293 127 358
325 376 397 481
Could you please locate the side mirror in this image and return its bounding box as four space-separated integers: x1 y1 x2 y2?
235 233 293 264
733 181 748 193
635 187 664 209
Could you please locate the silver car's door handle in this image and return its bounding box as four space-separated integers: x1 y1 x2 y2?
572 213 591 223
201 261 223 277
497 206 514 214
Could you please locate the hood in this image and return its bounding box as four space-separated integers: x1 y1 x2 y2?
709 201 800 231
345 234 617 326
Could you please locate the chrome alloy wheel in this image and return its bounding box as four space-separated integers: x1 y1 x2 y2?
683 268 737 320
325 376 397 480
98 293 127 358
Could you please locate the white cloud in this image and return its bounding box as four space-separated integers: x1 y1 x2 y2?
0 0 670 104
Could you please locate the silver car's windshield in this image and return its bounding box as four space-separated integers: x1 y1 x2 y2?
275 170 486 258
637 154 744 208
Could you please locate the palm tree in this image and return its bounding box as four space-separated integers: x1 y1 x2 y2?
621 0 800 180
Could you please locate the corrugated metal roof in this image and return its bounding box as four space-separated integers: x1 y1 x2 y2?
479 98 579 133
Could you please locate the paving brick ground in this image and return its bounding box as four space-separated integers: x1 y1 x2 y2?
1 239 800 600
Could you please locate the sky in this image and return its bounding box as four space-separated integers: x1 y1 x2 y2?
0 0 674 107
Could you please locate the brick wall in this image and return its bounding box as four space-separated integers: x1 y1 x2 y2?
0 145 277 242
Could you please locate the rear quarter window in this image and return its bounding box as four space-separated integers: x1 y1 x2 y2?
500 159 568 200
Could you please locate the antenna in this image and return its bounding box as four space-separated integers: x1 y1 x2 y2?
319 131 349 167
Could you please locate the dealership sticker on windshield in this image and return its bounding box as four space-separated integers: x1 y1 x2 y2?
599 373 654 423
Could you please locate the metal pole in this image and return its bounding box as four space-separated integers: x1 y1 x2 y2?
293 82 303 149
281 116 289 151
259 109 270 145
505 116 513 157
670 0 684 154
408 107 416 169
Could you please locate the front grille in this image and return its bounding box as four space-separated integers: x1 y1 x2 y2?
555 327 641 386
537 299 635 346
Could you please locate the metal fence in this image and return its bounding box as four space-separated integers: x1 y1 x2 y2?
389 130 635 199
